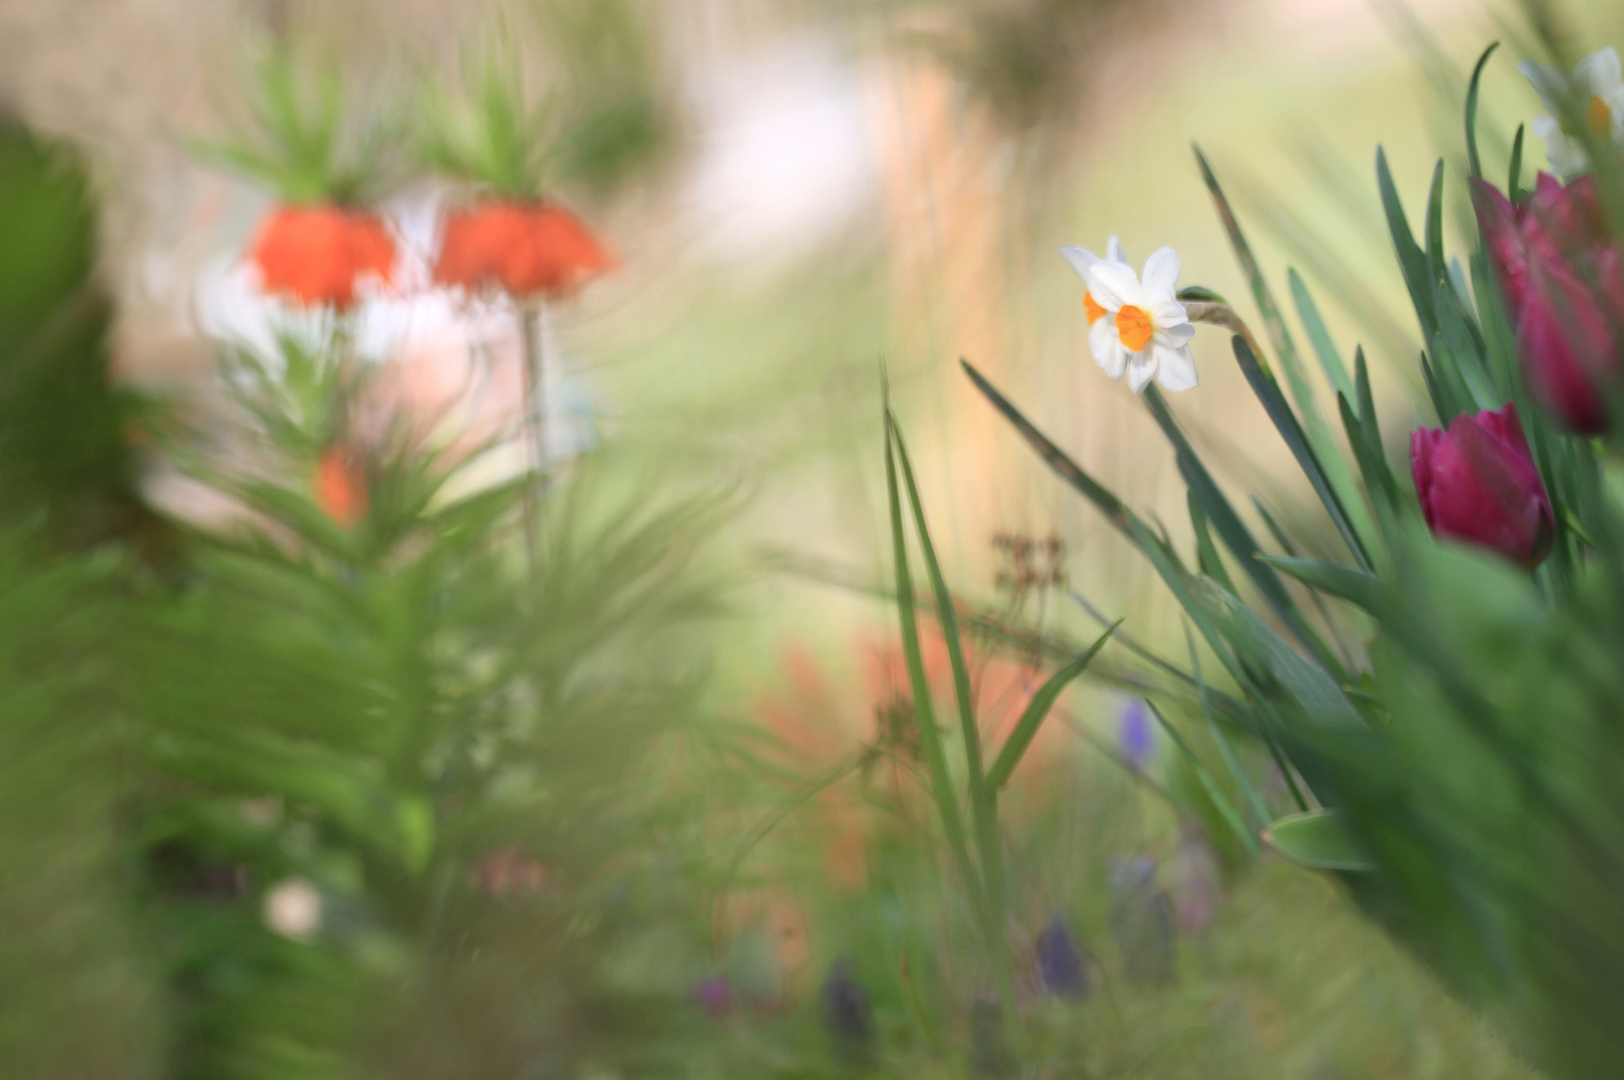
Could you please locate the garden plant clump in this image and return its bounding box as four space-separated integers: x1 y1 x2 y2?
0 4 1620 1080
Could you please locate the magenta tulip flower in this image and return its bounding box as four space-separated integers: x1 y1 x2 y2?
1472 174 1624 434
1411 403 1555 569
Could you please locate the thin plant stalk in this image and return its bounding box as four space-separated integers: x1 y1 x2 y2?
517 301 544 586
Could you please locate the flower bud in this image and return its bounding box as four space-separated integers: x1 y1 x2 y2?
1471 174 1624 433
1410 403 1554 570
1034 914 1089 999
819 956 876 1059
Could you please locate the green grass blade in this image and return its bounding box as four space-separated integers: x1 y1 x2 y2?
888 413 1006 939
960 359 1131 533
1144 699 1259 855
882 396 979 907
986 620 1122 790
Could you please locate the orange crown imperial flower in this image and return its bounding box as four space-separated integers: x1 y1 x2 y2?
314 444 369 528
251 205 396 310
433 200 614 300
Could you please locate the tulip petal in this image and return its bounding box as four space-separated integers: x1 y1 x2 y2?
1087 260 1142 311
1153 344 1198 392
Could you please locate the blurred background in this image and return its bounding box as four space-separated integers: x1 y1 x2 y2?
1 0 1619 1076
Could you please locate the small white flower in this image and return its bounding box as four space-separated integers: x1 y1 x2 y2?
264 878 322 941
1070 246 1197 394
1520 46 1624 178
1060 235 1131 346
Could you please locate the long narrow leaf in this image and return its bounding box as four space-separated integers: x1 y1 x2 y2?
1141 386 1347 679
1288 268 1356 402
986 621 1122 790
1184 621 1272 829
888 414 1005 927
882 396 979 906
1231 335 1373 571
1144 700 1259 855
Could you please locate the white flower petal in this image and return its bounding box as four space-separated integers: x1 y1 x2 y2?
1107 234 1128 265
1153 344 1199 393
1151 297 1188 326
1086 261 1141 310
1575 47 1622 98
1059 246 1100 281
1519 59 1568 116
1534 114 1589 177
1141 247 1181 300
1090 318 1127 379
1155 320 1196 348
1126 353 1158 395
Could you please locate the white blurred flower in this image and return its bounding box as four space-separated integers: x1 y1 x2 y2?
1080 247 1198 394
1520 46 1624 178
264 878 322 941
1060 234 1131 339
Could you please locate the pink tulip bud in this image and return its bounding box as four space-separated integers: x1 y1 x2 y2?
1410 403 1554 569
1471 174 1624 434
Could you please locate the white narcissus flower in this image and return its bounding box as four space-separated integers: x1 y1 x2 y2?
1060 234 1131 350
1520 47 1624 178
1078 247 1198 394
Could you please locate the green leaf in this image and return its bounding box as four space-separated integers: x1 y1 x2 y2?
1288 269 1356 403
1465 43 1499 179
1230 335 1373 571
986 621 1121 790
1188 493 1235 594
960 359 1131 533
1184 622 1272 830
881 388 979 910
888 412 1005 924
1144 700 1259 855
1509 122 1525 203
1142 386 1347 679
1256 555 1383 612
1376 147 1439 337
1263 809 1375 872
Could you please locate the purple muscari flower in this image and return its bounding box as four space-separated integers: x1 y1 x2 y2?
820 956 876 1058
1034 915 1088 999
690 975 732 1018
1108 855 1177 987
1118 698 1155 770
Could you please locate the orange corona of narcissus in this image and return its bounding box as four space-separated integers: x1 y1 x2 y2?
314 445 368 528
250 205 396 309
433 200 614 300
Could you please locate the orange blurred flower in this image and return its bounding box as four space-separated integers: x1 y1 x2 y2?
314 444 368 528
433 200 614 300
250 205 395 309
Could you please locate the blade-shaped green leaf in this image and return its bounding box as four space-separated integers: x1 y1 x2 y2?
1256 555 1383 612
1231 335 1373 571
1144 700 1259 855
1264 809 1374 872
986 621 1121 790
1465 43 1499 179
888 412 1005 925
1288 268 1356 403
